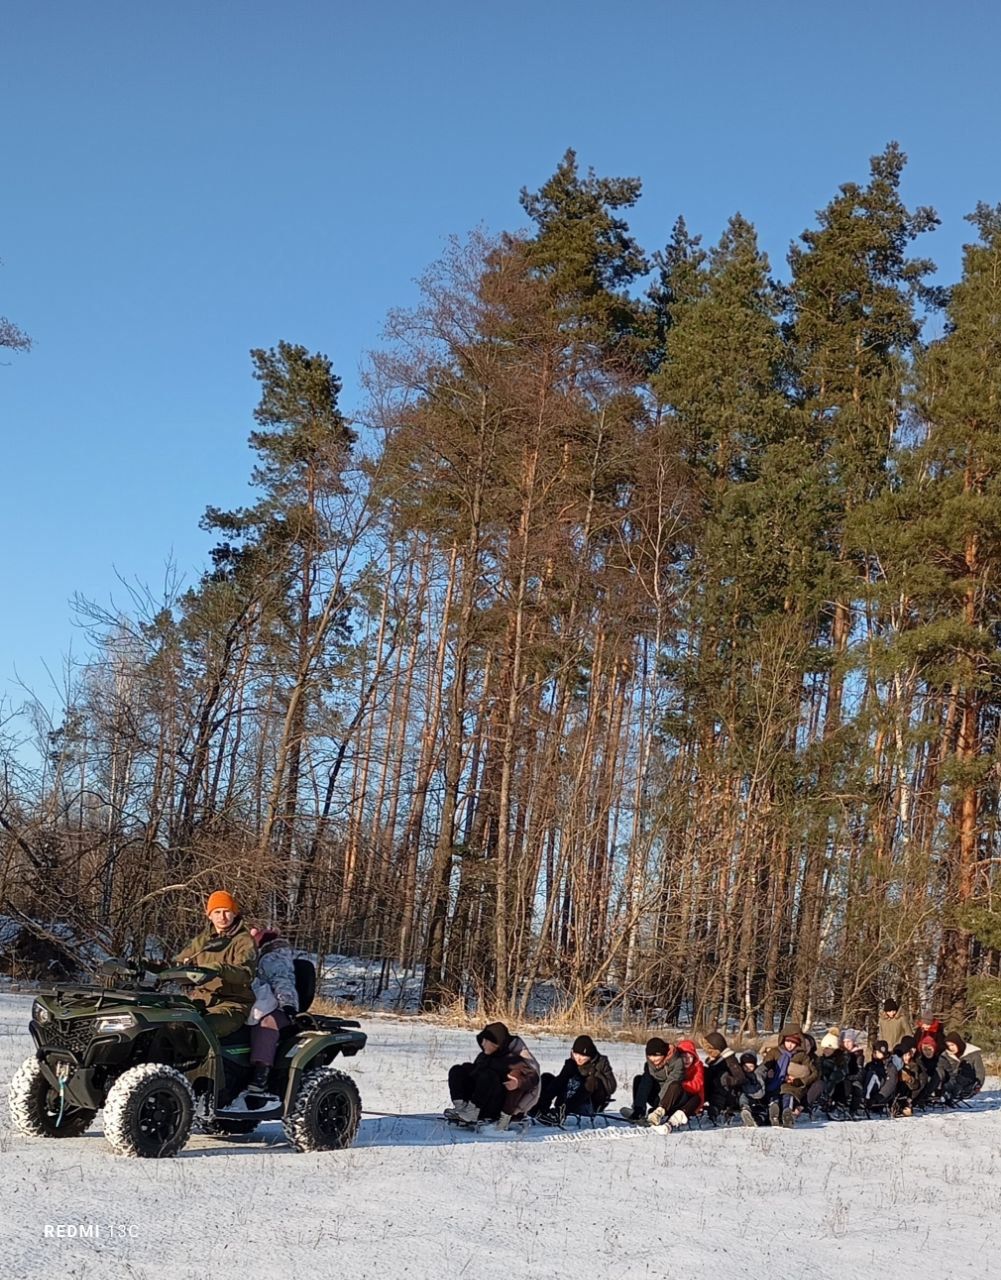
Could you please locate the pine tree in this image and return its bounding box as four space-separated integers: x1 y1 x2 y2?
784 143 940 1020
203 342 356 905
883 204 1001 1018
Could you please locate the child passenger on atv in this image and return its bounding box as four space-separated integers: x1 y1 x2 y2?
174 890 256 1038
245 926 299 1096
446 1022 541 1133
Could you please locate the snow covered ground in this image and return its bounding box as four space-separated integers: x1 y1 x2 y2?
2 992 1000 1280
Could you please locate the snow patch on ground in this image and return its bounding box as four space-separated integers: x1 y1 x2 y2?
2 992 999 1279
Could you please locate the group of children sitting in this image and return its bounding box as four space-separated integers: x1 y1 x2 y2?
694 1022 985 1131
443 1004 987 1134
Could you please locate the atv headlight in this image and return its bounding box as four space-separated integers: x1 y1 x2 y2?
95 1013 138 1034
31 1001 51 1024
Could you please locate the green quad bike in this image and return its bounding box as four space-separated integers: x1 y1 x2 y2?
8 957 366 1158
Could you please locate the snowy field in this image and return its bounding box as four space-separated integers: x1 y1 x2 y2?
2 993 1000 1280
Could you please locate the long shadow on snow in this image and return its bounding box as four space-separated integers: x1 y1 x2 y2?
351 1114 636 1150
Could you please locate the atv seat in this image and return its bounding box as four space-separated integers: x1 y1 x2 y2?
218 1026 252 1050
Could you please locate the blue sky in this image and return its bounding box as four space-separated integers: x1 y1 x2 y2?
2 0 999 718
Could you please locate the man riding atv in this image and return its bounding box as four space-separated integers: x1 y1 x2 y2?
174 889 255 1038
7 891 366 1158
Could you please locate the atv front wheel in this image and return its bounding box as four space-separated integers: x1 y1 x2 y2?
104 1064 194 1158
8 1056 97 1139
283 1066 361 1152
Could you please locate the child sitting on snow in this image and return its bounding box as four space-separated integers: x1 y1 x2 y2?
445 1022 541 1133
861 1040 898 1114
913 1035 945 1107
620 1037 682 1125
940 1032 984 1103
702 1032 746 1122
892 1037 922 1116
666 1039 706 1128
534 1034 617 1125
737 1051 769 1127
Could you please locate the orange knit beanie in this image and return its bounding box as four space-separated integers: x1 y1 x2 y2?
205 890 238 916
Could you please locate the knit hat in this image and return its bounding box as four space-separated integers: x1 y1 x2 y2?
704 1032 727 1053
645 1037 670 1057
571 1035 598 1059
883 997 900 1013
895 1035 916 1056
739 1051 758 1067
478 1022 510 1049
819 1030 840 1051
779 1025 803 1046
872 1040 889 1057
205 890 238 916
917 1035 938 1054
945 1031 967 1055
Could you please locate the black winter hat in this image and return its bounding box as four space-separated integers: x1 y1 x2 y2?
739 1051 758 1067
945 1031 967 1055
704 1032 727 1053
571 1035 598 1059
478 1022 510 1049
883 997 900 1013
872 1040 890 1057
645 1037 670 1056
895 1035 916 1056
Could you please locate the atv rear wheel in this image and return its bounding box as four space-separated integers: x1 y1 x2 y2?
104 1064 194 1158
283 1066 361 1152
8 1056 97 1139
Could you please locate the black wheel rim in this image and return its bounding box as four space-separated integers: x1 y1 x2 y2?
315 1087 351 1141
139 1087 183 1145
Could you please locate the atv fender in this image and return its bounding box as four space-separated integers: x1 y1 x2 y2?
280 1030 367 1109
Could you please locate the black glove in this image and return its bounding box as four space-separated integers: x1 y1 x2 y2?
281 1005 298 1020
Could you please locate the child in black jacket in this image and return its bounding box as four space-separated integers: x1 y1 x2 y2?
535 1035 617 1124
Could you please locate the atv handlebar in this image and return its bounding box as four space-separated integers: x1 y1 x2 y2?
156 965 219 986
96 958 219 988
99 959 143 980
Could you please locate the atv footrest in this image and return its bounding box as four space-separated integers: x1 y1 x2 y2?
216 1100 282 1121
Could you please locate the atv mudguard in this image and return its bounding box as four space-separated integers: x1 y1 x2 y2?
279 1024 368 1107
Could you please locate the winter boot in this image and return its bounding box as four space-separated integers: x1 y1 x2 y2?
740 1105 757 1128
619 1106 639 1121
781 1105 796 1129
668 1109 689 1130
768 1099 781 1126
247 1065 274 1096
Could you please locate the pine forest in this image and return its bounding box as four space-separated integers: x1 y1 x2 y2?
5 143 1001 1035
